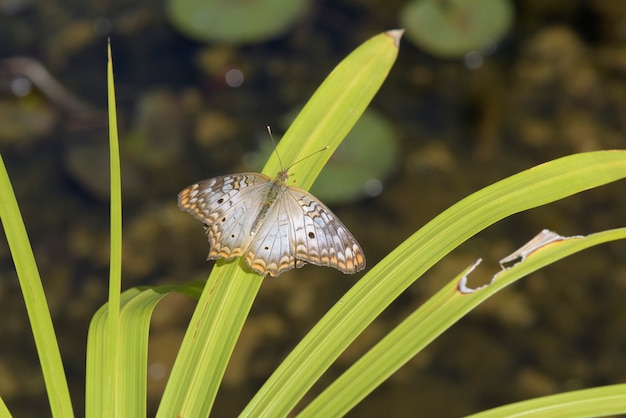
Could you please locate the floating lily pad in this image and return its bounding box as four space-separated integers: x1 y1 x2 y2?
400 0 514 58
254 108 399 205
125 89 185 168
309 110 398 204
167 0 311 44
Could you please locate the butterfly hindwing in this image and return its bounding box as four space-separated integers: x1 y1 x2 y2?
244 195 299 276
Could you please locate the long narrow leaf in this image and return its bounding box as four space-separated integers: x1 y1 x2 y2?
101 40 123 418
0 155 74 417
0 396 10 417
156 266 264 417
300 228 626 416
269 29 404 189
86 286 177 417
468 383 626 418
157 30 402 417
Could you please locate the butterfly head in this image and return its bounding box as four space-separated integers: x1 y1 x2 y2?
275 168 290 184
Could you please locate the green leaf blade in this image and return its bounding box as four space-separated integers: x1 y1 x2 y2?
265 29 403 188
469 383 626 418
0 159 73 416
300 228 626 416
156 267 263 417
158 30 402 418
86 286 175 417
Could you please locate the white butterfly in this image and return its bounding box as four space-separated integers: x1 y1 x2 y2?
178 167 366 277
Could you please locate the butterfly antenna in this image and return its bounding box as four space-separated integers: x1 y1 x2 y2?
267 126 329 171
266 126 285 171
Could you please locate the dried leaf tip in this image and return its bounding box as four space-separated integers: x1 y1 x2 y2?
385 29 405 47
457 229 585 294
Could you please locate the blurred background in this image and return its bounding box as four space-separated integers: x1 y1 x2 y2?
1 0 626 416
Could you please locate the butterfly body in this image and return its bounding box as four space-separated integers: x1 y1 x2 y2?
178 169 365 277
250 170 289 235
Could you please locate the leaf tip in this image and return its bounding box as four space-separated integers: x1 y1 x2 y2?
385 29 405 47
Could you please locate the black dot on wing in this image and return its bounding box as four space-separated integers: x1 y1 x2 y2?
221 217 226 222
264 246 269 250
231 234 236 238
217 198 224 204
308 232 315 239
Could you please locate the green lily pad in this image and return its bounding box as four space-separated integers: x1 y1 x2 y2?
167 0 311 44
309 109 398 204
254 108 398 205
400 0 514 58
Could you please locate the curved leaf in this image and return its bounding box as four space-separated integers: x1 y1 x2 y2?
300 228 626 416
156 29 403 418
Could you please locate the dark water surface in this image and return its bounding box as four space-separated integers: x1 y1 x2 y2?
1 1 626 416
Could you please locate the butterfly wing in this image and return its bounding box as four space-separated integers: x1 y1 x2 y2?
179 173 366 277
288 189 366 274
178 173 271 260
242 190 308 277
246 186 366 277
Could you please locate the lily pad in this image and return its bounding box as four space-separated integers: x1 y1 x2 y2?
167 0 311 44
400 0 514 58
254 108 399 205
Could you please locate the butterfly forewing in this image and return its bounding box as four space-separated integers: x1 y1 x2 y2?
178 173 271 260
285 189 365 274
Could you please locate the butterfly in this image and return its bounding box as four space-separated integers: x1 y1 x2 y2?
178 163 366 277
